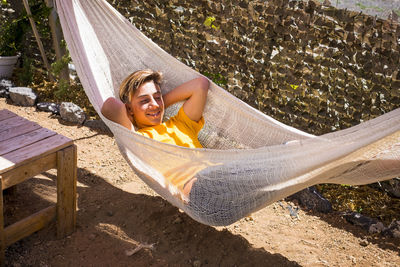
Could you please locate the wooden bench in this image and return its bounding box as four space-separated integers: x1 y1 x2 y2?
0 109 77 262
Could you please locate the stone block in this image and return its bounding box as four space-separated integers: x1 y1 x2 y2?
37 102 60 115
60 102 86 124
9 87 37 106
287 186 332 213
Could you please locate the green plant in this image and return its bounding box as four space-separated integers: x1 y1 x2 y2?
355 3 367 10
51 50 71 97
203 16 219 30
0 16 29 56
54 78 69 98
0 1 51 56
16 55 34 85
51 53 70 77
202 71 227 86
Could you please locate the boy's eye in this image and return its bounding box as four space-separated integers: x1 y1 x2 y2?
140 99 149 104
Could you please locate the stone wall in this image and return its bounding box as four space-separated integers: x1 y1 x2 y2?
111 0 400 135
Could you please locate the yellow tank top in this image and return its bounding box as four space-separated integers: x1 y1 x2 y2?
137 107 204 148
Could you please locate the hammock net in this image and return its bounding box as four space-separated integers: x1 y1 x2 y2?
55 0 400 226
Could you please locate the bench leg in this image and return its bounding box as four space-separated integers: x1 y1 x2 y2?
0 180 4 265
56 145 77 238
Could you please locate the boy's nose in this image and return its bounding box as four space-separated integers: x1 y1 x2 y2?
149 97 159 108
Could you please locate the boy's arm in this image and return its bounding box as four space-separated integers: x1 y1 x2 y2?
162 77 209 122
101 97 133 130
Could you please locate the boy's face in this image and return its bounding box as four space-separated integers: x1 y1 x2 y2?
126 80 164 129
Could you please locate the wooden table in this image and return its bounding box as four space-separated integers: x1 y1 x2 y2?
0 109 77 261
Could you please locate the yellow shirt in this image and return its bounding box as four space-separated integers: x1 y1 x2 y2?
137 107 204 148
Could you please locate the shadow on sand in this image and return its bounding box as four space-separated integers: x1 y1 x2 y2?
4 168 300 266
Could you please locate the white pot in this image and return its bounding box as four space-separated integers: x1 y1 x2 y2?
0 55 19 78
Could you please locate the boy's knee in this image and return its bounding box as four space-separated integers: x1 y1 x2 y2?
200 77 210 92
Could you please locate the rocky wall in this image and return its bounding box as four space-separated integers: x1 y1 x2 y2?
110 0 400 135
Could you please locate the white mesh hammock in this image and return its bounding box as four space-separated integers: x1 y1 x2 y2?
56 0 400 226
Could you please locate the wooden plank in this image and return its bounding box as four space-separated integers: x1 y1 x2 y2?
45 0 69 82
1 152 57 190
0 121 41 143
0 180 4 263
0 128 57 156
0 135 73 174
0 116 29 134
4 205 56 247
0 109 16 121
22 0 54 81
56 145 77 238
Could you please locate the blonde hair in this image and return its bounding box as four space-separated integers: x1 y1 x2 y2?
119 69 163 103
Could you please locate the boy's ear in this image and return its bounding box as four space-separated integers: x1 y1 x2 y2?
125 103 132 113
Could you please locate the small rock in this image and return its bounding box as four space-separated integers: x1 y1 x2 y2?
359 239 369 247
323 0 331 6
173 216 183 224
286 204 299 218
385 220 400 239
381 178 400 198
392 231 400 239
107 210 114 217
0 88 9 98
193 260 201 267
0 79 12 98
244 216 254 221
60 102 86 124
287 186 332 213
37 102 60 115
0 79 13 89
174 6 184 13
343 212 379 231
5 8 16 14
9 87 37 106
369 222 387 234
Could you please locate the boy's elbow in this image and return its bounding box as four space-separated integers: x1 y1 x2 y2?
101 97 121 118
101 97 112 116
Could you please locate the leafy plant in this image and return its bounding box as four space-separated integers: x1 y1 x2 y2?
0 16 29 56
16 56 34 85
203 16 219 30
202 71 227 86
0 1 51 56
51 53 70 77
51 50 71 97
54 78 70 98
355 3 367 10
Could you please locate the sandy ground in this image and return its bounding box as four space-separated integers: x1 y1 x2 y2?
1 98 399 266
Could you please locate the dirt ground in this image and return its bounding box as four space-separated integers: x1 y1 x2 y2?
1 98 399 267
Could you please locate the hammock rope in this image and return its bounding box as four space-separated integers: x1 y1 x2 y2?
55 0 400 226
